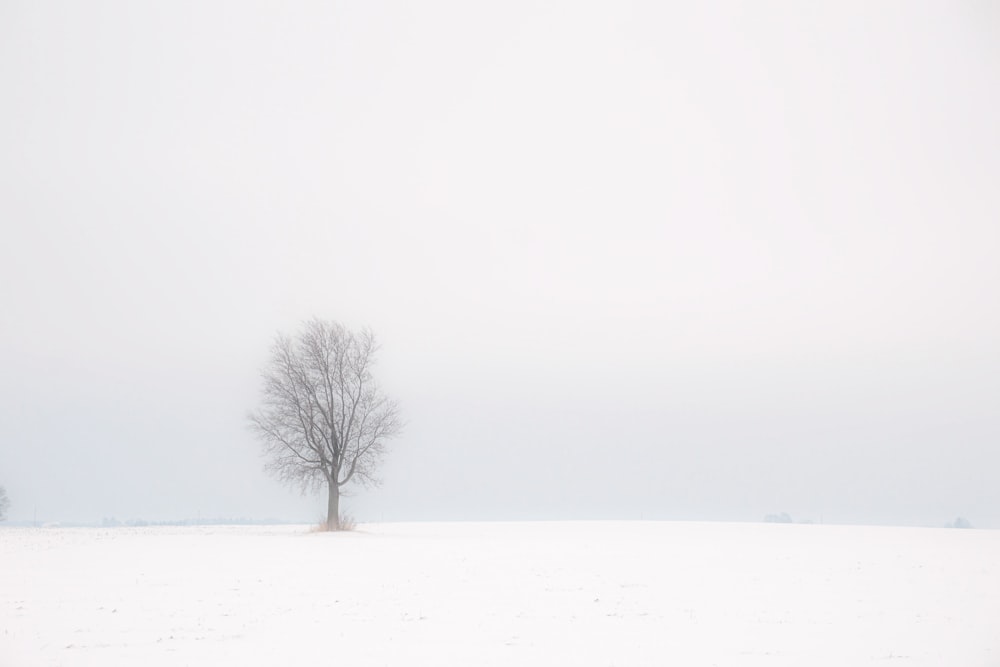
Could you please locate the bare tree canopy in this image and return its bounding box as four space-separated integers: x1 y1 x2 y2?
0 486 9 522
249 319 402 530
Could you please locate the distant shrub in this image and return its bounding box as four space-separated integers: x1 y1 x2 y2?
946 517 973 529
764 512 793 524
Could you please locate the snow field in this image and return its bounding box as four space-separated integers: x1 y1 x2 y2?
1 521 998 666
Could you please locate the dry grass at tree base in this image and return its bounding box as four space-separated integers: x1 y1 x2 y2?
310 514 357 532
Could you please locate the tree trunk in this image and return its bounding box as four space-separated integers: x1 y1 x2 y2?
326 481 341 531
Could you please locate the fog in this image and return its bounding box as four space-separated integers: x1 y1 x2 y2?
1 1 998 527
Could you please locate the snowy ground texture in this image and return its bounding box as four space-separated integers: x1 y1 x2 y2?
2 521 998 666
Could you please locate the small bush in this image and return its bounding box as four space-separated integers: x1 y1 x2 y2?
310 514 357 532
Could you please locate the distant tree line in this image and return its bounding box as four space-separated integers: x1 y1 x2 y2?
100 517 298 527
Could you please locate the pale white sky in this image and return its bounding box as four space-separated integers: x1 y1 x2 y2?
1 1 998 526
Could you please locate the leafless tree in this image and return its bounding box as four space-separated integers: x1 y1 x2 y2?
249 319 402 530
0 486 9 522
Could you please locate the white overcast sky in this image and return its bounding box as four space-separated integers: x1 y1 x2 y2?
1 1 998 526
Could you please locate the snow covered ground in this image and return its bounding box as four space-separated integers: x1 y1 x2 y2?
1 521 997 666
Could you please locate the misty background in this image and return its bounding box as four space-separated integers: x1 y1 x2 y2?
1 1 998 527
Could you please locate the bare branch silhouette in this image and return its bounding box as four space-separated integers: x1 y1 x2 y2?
249 320 402 530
